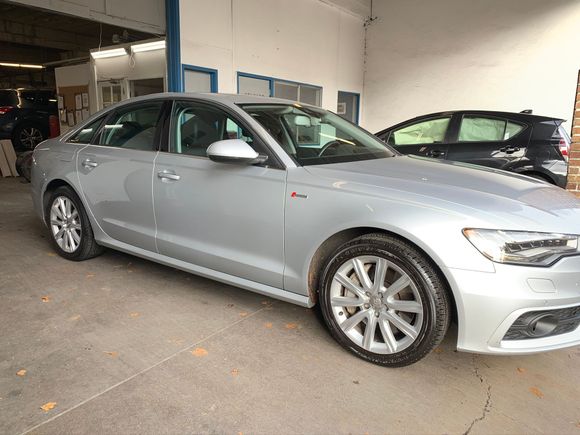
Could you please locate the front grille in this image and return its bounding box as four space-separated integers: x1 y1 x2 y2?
503 306 580 341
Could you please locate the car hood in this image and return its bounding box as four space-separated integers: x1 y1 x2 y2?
304 155 580 232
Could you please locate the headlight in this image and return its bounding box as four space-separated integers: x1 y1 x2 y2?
463 228 579 266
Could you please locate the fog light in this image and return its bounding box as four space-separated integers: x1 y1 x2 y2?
526 314 559 338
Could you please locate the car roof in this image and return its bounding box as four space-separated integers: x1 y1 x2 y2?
376 110 565 134
111 92 301 106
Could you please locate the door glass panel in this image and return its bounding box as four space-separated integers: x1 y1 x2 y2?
389 117 451 146
111 85 122 104
337 91 359 123
505 121 525 140
69 116 104 143
99 102 163 150
238 76 270 97
184 70 212 93
274 81 298 101
171 102 256 156
299 85 321 106
130 78 164 97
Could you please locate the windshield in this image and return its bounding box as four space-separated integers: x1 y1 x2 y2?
240 104 396 166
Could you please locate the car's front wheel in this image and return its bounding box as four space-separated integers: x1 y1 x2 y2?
45 186 104 261
319 233 450 367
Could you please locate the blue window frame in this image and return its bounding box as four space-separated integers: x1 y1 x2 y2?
237 72 322 106
181 64 218 93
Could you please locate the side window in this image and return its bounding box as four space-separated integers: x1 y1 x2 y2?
98 102 163 150
171 101 256 157
458 116 525 142
69 117 104 144
388 117 450 146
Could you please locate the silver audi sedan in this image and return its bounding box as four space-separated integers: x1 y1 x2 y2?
31 93 580 366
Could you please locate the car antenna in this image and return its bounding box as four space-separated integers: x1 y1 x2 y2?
520 109 533 114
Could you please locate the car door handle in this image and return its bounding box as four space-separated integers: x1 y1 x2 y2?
82 159 98 168
426 149 445 158
500 146 520 154
157 170 181 181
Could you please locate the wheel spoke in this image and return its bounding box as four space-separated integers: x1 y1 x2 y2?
50 219 63 226
331 296 364 308
362 312 377 350
55 228 65 240
384 275 411 298
52 204 64 220
58 197 67 218
65 199 72 217
373 258 388 292
71 229 81 244
388 300 423 314
378 318 398 353
383 311 418 340
70 210 78 220
352 258 372 291
334 272 366 300
70 223 81 230
340 309 368 332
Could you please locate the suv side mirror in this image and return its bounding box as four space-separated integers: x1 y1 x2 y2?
206 139 267 165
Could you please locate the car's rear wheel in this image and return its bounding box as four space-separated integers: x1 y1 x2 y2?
45 186 104 261
319 233 450 367
13 123 44 150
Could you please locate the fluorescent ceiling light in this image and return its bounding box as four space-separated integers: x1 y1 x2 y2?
131 40 165 53
0 62 44 69
91 48 128 59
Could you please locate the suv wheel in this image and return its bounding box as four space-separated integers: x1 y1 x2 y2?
319 233 450 367
13 124 44 150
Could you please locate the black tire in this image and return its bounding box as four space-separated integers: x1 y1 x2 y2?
12 123 45 151
45 186 105 261
15 151 33 182
319 233 450 367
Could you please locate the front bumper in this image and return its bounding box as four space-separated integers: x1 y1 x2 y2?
446 255 580 354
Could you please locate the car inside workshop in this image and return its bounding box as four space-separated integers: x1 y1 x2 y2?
0 0 579 434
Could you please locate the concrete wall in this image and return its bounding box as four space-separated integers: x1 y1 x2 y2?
362 0 580 133
8 0 165 34
179 0 365 114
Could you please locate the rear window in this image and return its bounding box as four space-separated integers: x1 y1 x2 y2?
458 116 525 142
0 90 18 106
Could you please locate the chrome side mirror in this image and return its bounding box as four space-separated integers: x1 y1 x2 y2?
206 139 267 165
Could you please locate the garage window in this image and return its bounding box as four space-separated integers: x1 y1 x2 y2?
458 116 525 142
388 117 451 146
238 73 322 106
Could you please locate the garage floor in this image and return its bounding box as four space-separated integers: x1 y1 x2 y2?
1 177 579 435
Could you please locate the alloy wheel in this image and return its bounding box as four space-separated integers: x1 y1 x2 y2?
20 127 43 149
50 196 82 253
330 255 424 354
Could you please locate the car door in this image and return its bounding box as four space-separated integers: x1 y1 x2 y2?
380 116 452 159
153 100 286 288
76 100 166 252
445 113 529 169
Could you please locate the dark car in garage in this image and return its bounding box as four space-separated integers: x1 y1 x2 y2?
0 88 59 150
375 110 570 188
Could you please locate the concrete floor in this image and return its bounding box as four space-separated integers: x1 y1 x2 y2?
1 176 579 435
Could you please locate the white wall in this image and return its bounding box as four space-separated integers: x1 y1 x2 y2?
363 0 580 133
9 0 165 34
179 0 365 114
